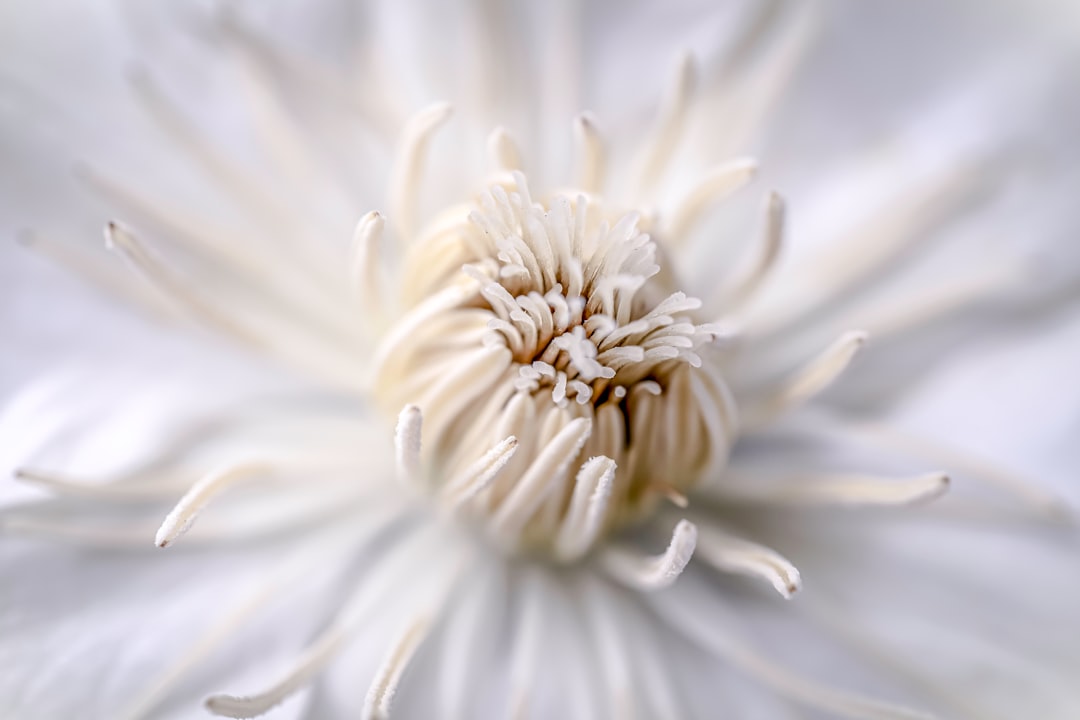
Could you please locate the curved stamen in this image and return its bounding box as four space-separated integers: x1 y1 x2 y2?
4 489 367 548
0 516 162 548
554 455 617 561
744 330 867 428
442 435 519 510
573 113 605 194
83 168 352 334
710 190 785 313
376 173 736 553
351 211 387 331
370 284 476 378
156 463 269 548
756 152 986 337
708 471 950 508
415 346 513 432
14 468 187 502
231 47 324 197
118 540 357 720
487 126 523 172
205 520 442 718
693 523 801 598
391 102 453 243
128 69 305 244
107 222 365 388
491 417 592 542
599 519 697 590
839 413 1075 522
205 607 343 716
665 158 758 245
845 261 1023 343
18 228 164 314
362 616 434 720
706 3 818 159
105 222 261 347
635 52 696 198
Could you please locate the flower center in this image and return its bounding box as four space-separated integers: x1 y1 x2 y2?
373 173 736 558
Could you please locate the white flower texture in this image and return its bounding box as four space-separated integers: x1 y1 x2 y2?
3 2 1080 720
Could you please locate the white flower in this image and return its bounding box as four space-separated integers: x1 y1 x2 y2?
3 2 1080 720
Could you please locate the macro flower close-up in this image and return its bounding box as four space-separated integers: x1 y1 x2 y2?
3 1 1080 718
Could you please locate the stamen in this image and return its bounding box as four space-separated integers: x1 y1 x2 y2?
375 175 736 552
812 413 1071 519
394 405 424 487
710 0 785 79
97 203 365 388
554 456 617 561
638 380 663 396
746 330 867 428
848 261 1023 342
711 191 784 312
414 346 513 432
232 47 323 196
205 521 446 718
128 65 352 303
351 211 386 329
665 158 758 245
707 3 817 159
370 284 475 378
441 435 519 509
118 550 316 720
635 52 697 198
362 616 433 720
105 222 260 347
81 167 354 338
600 519 697 590
491 417 592 542
647 482 689 508
156 463 268 548
758 153 985 337
712 471 950 508
215 12 397 138
14 468 184 502
573 113 605 193
1 516 161 548
694 524 801 598
207 604 344 717
128 70 298 238
6 487 372 549
18 227 169 316
391 102 453 243
487 126 522 171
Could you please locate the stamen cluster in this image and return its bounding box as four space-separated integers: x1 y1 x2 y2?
375 174 737 556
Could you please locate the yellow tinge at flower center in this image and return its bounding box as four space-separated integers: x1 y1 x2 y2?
373 173 737 558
